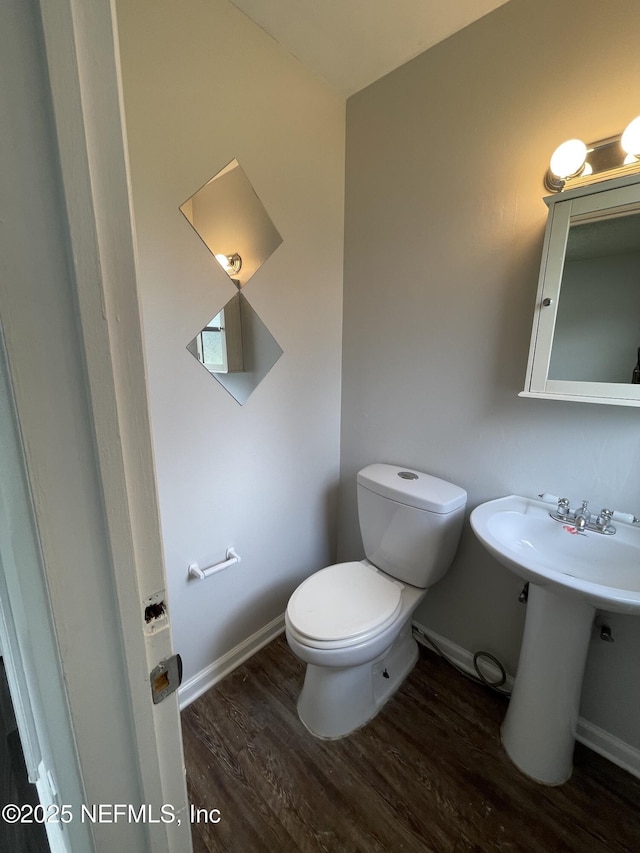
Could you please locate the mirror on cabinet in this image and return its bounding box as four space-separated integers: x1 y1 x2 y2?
521 175 640 406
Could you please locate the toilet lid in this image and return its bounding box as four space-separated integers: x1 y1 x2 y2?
287 562 402 643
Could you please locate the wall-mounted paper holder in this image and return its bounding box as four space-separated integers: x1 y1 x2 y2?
188 547 241 580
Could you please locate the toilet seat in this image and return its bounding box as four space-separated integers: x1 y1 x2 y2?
287 562 403 648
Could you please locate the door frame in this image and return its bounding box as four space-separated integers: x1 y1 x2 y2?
1 0 192 849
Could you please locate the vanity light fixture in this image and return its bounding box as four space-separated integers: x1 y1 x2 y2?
545 139 588 191
214 252 242 275
621 115 640 161
544 114 640 192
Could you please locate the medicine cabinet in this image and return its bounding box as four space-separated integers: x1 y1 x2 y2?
521 175 640 407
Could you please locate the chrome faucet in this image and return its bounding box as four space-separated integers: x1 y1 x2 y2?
574 500 591 531
547 496 615 535
540 493 640 535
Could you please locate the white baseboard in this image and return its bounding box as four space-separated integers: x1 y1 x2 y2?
412 621 515 692
178 614 285 710
575 718 640 780
412 620 640 780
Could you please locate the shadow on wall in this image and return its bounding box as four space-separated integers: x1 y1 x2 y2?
491 227 547 410
416 518 526 675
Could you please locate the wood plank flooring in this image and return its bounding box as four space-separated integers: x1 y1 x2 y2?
182 635 640 852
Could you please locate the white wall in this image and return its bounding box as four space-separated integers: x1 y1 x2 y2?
340 0 640 753
116 0 345 689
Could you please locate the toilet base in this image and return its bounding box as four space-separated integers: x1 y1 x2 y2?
297 621 418 739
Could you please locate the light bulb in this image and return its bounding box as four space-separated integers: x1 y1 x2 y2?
621 115 640 157
549 139 588 179
214 253 242 275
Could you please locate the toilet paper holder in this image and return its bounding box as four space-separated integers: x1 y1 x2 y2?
188 547 241 580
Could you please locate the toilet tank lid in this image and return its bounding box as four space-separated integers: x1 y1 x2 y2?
357 464 467 514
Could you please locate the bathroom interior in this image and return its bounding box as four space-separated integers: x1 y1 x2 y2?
112 0 640 847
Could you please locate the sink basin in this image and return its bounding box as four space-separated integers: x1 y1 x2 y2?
470 494 640 786
470 494 640 613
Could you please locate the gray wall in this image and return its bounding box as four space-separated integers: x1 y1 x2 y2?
117 0 345 687
340 0 640 749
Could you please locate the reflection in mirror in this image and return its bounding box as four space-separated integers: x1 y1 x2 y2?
179 159 282 287
548 210 640 383
186 292 283 405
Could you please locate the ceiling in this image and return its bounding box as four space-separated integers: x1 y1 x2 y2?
229 0 511 97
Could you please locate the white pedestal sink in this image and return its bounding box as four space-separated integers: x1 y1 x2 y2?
470 495 640 785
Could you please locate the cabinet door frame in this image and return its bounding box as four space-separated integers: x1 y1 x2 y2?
522 175 640 407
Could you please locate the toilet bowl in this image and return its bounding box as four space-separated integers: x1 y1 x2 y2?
285 464 466 739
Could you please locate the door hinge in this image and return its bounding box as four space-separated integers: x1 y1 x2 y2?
150 654 182 704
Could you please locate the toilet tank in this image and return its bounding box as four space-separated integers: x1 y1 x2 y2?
357 464 467 588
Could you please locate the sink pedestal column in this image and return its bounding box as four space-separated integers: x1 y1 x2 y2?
501 583 595 785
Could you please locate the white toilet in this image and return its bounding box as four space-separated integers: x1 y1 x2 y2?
285 463 467 739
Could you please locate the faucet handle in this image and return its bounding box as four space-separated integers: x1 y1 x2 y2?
596 508 615 534
611 509 640 525
556 497 570 518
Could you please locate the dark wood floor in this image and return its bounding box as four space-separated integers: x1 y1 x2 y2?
182 635 640 853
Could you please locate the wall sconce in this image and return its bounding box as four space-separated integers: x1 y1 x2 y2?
214 252 242 275
544 114 640 192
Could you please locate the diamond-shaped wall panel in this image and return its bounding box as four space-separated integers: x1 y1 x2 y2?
186 292 283 405
180 159 282 288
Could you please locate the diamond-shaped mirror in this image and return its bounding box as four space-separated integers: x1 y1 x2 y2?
179 159 282 288
186 292 283 405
